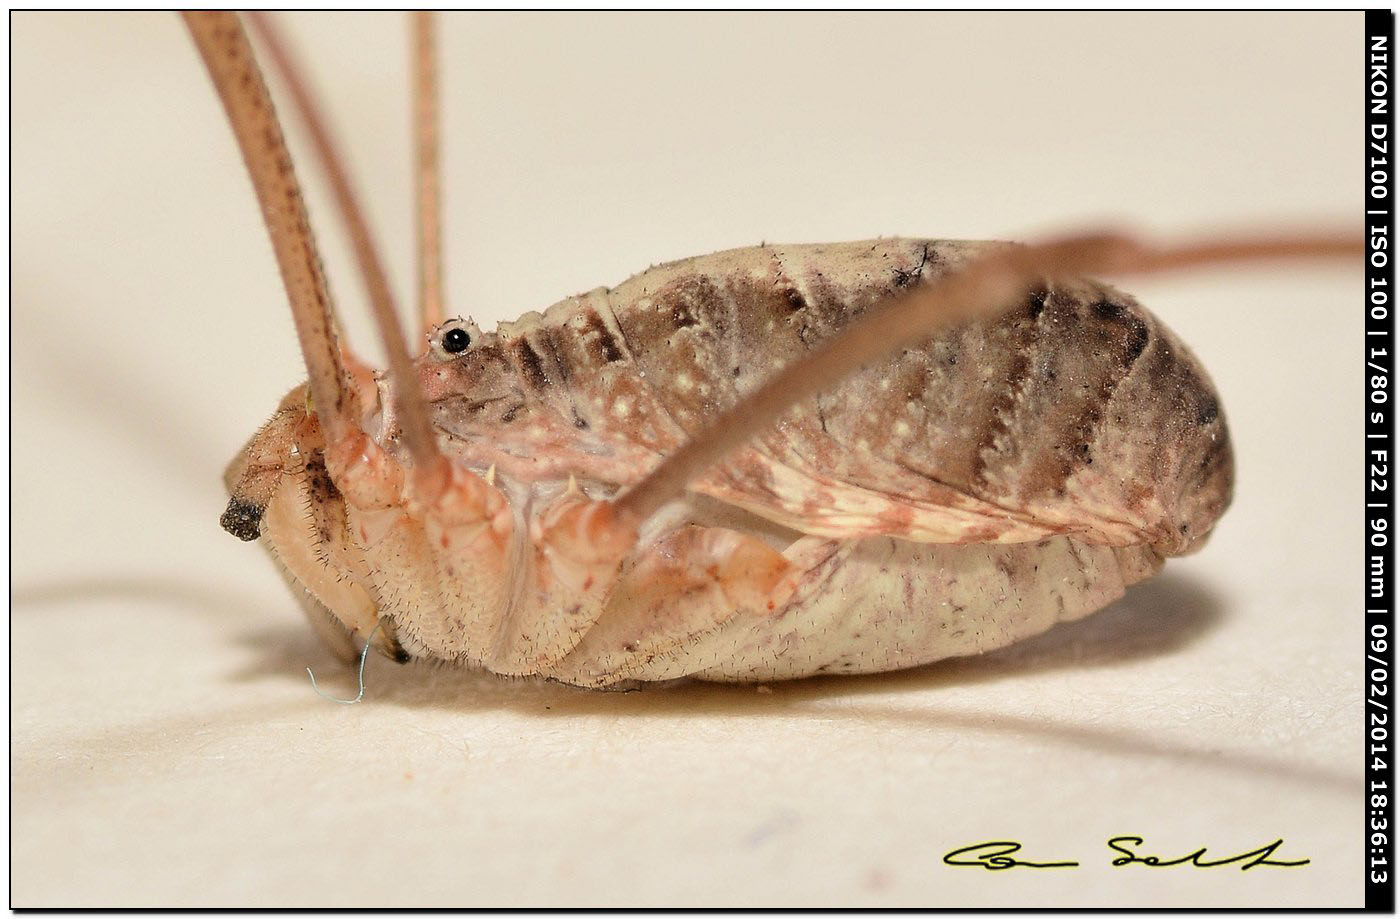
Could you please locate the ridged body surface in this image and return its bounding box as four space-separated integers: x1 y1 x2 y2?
257 238 1233 684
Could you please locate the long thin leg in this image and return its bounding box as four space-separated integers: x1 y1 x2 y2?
414 11 446 338
183 12 356 443
612 229 1360 523
244 12 446 489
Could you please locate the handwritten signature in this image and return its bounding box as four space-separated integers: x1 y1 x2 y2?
943 838 1310 871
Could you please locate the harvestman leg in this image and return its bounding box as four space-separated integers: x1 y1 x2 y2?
241 12 506 516
184 14 355 443
243 13 437 472
414 11 447 338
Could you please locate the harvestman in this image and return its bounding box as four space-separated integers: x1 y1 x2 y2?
188 12 1356 688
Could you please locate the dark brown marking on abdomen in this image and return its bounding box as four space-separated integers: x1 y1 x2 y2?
580 308 625 363
510 338 551 389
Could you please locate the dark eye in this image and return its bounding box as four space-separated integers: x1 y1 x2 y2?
442 327 471 354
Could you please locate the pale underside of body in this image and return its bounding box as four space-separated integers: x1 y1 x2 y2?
246 238 1228 687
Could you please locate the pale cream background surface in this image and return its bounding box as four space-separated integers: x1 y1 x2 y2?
12 12 1363 907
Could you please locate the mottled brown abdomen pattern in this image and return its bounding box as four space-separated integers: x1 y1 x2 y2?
459 239 1231 557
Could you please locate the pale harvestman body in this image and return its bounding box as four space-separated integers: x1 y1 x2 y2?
188 12 1355 687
